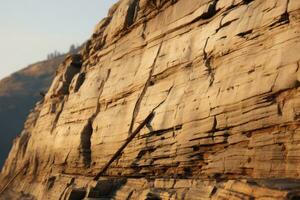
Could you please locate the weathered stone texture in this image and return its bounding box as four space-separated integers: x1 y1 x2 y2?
1 0 300 199
0 56 64 168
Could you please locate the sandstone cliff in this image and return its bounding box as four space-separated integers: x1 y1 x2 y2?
1 0 300 199
0 56 64 168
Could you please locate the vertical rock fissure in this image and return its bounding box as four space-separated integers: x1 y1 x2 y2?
285 0 290 21
128 41 163 135
80 69 111 167
74 73 86 93
203 37 215 86
80 120 93 167
141 20 147 39
126 0 139 28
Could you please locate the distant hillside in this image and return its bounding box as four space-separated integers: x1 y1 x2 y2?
0 56 64 167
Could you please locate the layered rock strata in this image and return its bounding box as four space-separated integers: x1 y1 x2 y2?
1 0 300 199
0 56 64 168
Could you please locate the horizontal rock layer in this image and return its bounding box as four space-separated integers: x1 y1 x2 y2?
1 0 300 199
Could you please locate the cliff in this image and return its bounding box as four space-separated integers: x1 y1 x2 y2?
0 56 64 168
1 0 300 199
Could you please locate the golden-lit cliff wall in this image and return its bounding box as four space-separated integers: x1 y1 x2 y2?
1 0 300 199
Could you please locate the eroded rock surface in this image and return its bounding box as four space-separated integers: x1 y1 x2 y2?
0 56 64 168
1 0 300 199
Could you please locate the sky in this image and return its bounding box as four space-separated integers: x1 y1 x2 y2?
0 0 117 79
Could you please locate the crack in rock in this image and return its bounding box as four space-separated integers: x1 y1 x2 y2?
201 0 219 20
58 178 75 200
243 0 254 4
270 0 290 27
146 84 174 132
203 37 215 87
128 41 164 135
73 73 86 93
216 16 238 33
126 0 139 28
79 69 111 167
237 29 253 38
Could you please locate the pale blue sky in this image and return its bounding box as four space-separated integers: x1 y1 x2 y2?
0 0 117 79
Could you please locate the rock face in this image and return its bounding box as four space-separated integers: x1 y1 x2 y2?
0 56 64 168
1 0 300 199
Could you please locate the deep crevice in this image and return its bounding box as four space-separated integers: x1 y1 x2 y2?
126 0 139 28
277 103 283 116
74 73 86 93
212 116 218 132
243 0 254 4
270 12 290 27
203 37 215 86
200 0 219 20
80 120 93 167
46 176 56 190
79 69 111 167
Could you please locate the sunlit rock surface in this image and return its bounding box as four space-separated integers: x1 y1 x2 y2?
0 56 64 168
1 0 300 199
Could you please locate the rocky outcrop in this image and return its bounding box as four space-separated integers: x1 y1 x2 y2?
1 0 300 199
0 56 64 168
